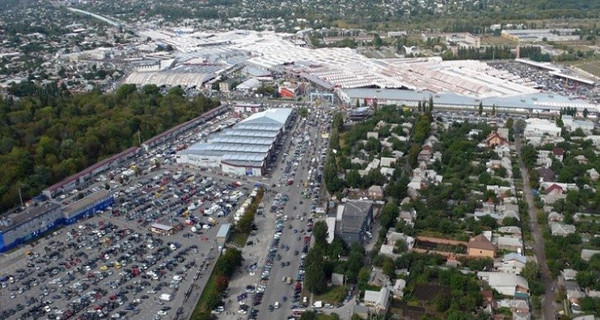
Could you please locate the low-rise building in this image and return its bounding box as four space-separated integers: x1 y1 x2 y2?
468 234 497 258
363 287 390 315
478 272 529 298
336 200 373 245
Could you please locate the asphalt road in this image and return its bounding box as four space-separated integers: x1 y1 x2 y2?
515 137 556 320
256 109 326 319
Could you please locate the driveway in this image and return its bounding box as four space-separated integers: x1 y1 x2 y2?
515 137 556 320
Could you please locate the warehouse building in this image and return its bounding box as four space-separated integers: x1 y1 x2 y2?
177 108 294 176
63 190 115 225
0 202 62 252
0 190 115 252
338 88 600 114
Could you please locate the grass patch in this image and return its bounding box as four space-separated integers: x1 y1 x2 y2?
561 56 600 77
313 285 348 304
190 272 218 320
229 231 249 247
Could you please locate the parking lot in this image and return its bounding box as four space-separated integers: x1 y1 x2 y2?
0 107 268 320
0 211 223 320
0 102 336 320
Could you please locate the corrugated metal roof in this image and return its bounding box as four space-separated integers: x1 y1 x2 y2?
242 108 292 126
340 88 600 111
209 136 274 145
222 130 279 138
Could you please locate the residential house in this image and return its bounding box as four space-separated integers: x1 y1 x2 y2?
477 272 530 298
574 155 588 165
380 231 415 257
496 299 531 320
481 290 496 314
352 305 370 319
524 118 561 138
565 280 585 301
552 147 564 162
547 211 564 223
418 147 432 163
398 209 416 227
536 150 553 168
497 226 522 237
331 273 345 286
496 236 524 253
369 268 391 287
545 183 564 195
380 157 396 168
495 253 527 274
486 131 509 148
542 192 567 205
536 168 555 182
561 269 578 282
392 279 406 299
367 131 379 140
587 168 600 182
549 222 576 237
468 234 497 258
363 288 390 315
337 200 373 245
367 185 384 200
468 129 482 140
580 249 600 262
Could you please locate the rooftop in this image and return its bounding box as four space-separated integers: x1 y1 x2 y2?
64 190 111 216
0 201 61 232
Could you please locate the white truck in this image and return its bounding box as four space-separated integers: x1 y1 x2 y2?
159 293 172 301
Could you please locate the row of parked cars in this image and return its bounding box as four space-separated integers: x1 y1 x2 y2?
0 218 203 320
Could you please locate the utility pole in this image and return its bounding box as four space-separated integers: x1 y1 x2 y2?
18 187 24 208
138 130 142 146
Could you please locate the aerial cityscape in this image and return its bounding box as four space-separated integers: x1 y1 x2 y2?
1 0 600 320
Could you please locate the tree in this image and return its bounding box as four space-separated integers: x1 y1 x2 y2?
313 221 329 248
346 169 362 188
297 107 309 118
216 248 243 277
236 211 255 234
428 96 434 113
215 275 229 293
522 261 541 283
300 311 317 320
583 108 589 118
373 33 383 49
478 102 483 115
305 260 327 294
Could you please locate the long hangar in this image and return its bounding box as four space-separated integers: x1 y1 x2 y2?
176 108 294 176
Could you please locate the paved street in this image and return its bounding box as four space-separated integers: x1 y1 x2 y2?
515 137 556 320
211 104 330 320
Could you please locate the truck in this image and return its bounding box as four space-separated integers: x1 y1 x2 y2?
159 293 172 302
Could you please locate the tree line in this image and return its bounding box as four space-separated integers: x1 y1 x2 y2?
0 82 220 211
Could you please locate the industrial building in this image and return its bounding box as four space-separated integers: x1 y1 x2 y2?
176 108 294 176
63 189 115 225
501 29 580 42
0 202 62 252
338 88 600 114
216 223 231 247
0 190 114 252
